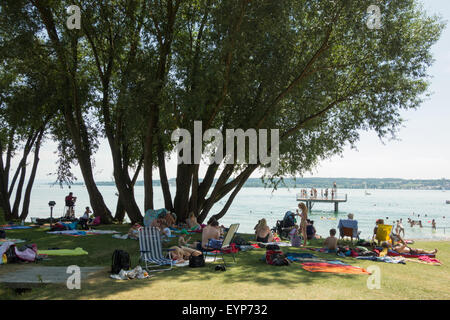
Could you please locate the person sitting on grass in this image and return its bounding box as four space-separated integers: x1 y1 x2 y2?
193 217 222 250
127 223 142 240
371 219 384 242
178 234 191 247
289 224 302 247
306 219 318 240
254 218 274 243
79 207 91 230
186 212 201 231
323 229 338 252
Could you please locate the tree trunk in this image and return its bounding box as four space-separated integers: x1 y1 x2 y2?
20 129 44 221
157 139 173 212
114 195 126 222
11 161 27 219
173 163 193 222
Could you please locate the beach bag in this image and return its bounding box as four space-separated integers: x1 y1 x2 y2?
0 230 5 239
265 250 283 265
266 244 280 251
111 250 130 274
233 236 249 246
189 254 205 268
5 246 19 264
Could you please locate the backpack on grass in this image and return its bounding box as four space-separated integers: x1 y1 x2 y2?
111 249 130 274
189 254 205 268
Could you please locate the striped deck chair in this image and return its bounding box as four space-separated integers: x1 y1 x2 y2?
139 226 173 272
205 223 240 267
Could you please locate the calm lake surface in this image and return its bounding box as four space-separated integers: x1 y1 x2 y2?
27 184 450 240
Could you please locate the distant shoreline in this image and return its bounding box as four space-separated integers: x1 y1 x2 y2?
39 177 450 191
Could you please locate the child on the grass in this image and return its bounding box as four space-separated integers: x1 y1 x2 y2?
323 228 338 252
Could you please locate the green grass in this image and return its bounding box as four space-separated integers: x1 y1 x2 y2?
1 224 449 300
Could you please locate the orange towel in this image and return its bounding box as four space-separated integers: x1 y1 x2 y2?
301 262 370 274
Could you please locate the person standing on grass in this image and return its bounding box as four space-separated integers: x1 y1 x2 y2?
296 202 308 246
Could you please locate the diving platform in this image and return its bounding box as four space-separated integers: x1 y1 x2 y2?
296 194 347 213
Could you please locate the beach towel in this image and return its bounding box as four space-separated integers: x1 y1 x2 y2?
0 225 32 230
356 256 406 264
47 230 87 236
404 257 442 266
301 262 370 274
250 244 261 249
0 238 26 244
286 252 316 259
262 241 291 247
418 256 442 265
38 247 88 256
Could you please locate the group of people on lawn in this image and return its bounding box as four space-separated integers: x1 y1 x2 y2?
253 203 437 256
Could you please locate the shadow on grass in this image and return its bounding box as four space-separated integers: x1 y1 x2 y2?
2 229 367 300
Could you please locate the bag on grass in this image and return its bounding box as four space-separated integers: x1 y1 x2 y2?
5 245 19 264
189 254 205 268
111 249 130 274
0 230 5 239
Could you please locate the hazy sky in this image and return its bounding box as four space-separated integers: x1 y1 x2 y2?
29 0 450 182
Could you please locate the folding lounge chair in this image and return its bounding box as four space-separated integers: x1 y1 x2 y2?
337 219 360 244
374 224 393 246
139 226 173 272
205 223 240 267
340 227 357 244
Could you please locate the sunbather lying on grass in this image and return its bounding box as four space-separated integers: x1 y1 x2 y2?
382 237 437 255
169 246 202 262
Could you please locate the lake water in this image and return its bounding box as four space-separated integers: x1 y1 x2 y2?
26 184 450 240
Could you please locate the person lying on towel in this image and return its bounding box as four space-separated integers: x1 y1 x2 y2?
382 237 437 255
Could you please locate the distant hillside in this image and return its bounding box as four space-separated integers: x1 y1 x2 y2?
64 177 450 190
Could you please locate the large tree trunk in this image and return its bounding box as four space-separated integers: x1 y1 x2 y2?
173 163 193 222
20 129 44 221
157 139 173 212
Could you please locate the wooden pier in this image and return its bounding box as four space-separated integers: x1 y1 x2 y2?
296 193 347 213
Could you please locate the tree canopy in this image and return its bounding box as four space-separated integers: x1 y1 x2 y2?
0 0 444 223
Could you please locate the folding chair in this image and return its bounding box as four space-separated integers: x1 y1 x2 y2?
205 223 240 267
340 227 358 244
374 224 393 246
138 226 173 272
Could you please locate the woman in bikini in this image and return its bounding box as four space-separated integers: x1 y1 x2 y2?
296 202 308 246
254 218 274 243
386 237 437 255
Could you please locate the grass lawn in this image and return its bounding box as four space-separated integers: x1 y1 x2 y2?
1 224 449 300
